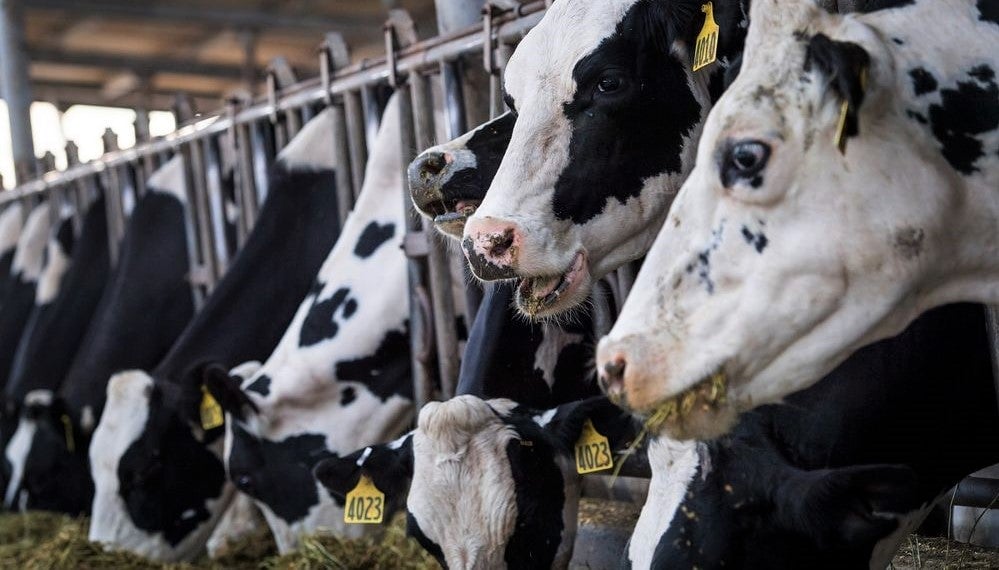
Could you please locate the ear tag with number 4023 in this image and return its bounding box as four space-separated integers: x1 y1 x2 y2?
693 2 719 72
344 474 385 524
200 386 224 431
575 418 613 474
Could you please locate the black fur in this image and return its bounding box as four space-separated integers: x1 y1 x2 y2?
805 34 871 145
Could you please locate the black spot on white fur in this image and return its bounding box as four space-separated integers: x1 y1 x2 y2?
979 0 999 27
908 67 937 96
334 328 412 402
927 65 998 175
740 226 768 253
299 288 357 347
245 375 271 396
353 222 395 259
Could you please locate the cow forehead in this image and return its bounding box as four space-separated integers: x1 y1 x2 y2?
504 0 638 103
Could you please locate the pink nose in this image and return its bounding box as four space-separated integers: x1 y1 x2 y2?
598 354 628 404
462 217 522 281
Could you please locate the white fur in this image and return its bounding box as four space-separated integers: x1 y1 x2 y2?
627 437 702 569
10 204 52 282
599 0 999 436
34 233 71 305
275 109 336 171
147 155 188 204
0 203 23 259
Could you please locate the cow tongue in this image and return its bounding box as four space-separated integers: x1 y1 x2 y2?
522 273 562 300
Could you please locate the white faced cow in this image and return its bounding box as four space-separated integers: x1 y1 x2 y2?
454 0 750 317
597 0 999 440
202 95 421 552
314 395 636 570
88 108 344 562
5 156 195 516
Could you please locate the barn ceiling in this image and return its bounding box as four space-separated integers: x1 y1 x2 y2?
21 0 438 113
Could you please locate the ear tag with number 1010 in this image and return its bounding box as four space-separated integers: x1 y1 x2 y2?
693 2 719 71
200 386 224 431
344 474 385 524
575 419 613 474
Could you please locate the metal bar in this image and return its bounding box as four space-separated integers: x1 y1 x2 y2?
234 122 259 244
987 306 999 416
0 0 35 184
176 149 205 309
331 106 355 226
344 90 369 198
249 119 274 205
360 85 383 155
0 2 547 205
102 167 125 266
399 82 436 410
202 136 231 278
180 140 219 293
412 71 461 399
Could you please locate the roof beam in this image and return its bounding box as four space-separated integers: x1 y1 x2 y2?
29 80 220 111
29 47 251 79
27 0 370 31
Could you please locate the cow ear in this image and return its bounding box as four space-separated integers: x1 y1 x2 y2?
637 1 704 55
314 432 414 503
543 396 639 452
202 363 258 421
805 33 871 151
774 464 921 550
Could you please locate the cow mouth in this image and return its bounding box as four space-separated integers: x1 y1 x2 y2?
630 370 738 440
515 251 588 317
429 200 480 238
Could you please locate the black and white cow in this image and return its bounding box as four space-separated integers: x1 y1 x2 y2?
5 156 196 515
0 203 23 301
4 196 108 410
0 204 58 398
201 95 420 552
627 303 999 569
596 0 999 440
88 109 344 561
456 0 750 318
314 394 637 570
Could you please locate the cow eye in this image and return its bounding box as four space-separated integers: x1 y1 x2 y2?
596 75 622 94
722 140 771 187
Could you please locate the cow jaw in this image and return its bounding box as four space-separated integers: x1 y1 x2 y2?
516 250 590 318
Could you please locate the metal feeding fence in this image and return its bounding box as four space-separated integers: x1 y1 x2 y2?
0 0 996 543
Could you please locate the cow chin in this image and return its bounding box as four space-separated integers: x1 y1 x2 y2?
514 250 591 319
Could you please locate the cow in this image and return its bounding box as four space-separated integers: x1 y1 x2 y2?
200 95 419 552
88 108 344 562
0 204 58 398
627 303 999 569
314 394 637 570
4 156 196 515
0 203 23 301
408 112 514 240
595 0 999 440
453 0 751 318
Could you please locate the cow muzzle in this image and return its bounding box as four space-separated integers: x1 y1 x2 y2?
462 217 521 281
408 150 481 239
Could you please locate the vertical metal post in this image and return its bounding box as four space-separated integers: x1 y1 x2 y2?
344 90 368 197
101 128 127 266
987 307 999 415
321 32 356 227
0 0 34 185
180 140 219 295
64 140 85 235
249 119 274 204
360 85 383 155
234 121 259 245
412 70 461 399
175 148 205 310
202 136 232 277
133 107 152 197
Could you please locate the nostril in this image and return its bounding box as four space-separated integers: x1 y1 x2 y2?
487 229 515 258
419 152 448 178
603 358 626 384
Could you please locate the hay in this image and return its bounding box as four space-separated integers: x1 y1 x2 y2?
891 535 999 569
0 512 439 570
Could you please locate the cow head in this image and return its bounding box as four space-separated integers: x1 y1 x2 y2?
88 369 232 561
460 0 749 317
596 0 999 439
409 112 515 239
4 390 92 514
204 349 413 552
315 395 636 570
629 437 924 569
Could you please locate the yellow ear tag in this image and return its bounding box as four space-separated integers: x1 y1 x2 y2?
693 2 720 72
344 474 385 524
60 414 75 453
834 66 868 154
199 386 224 431
575 418 614 474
